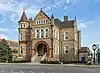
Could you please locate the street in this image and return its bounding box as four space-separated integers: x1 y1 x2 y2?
0 64 100 73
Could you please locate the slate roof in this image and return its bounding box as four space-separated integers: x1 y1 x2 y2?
54 18 75 28
79 47 90 53
19 10 28 22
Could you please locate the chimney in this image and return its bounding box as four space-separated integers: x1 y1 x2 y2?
64 16 68 21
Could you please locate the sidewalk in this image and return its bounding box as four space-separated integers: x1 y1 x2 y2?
0 63 100 68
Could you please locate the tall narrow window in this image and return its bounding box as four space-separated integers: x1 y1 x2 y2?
54 29 55 38
20 33 22 41
46 29 49 37
64 32 68 40
41 29 44 37
54 45 56 54
37 30 39 38
64 46 68 54
21 46 23 54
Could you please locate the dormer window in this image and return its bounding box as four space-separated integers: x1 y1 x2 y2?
24 24 25 28
41 21 43 24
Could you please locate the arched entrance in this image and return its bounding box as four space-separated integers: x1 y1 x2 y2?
34 41 49 57
37 43 47 56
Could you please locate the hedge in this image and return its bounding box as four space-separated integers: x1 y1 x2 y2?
9 60 31 63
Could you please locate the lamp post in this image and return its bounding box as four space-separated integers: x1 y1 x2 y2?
92 44 97 64
60 40 63 64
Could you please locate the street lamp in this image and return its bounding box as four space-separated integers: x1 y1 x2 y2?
92 44 97 64
60 39 63 64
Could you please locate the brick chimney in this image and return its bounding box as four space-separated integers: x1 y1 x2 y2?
64 16 68 21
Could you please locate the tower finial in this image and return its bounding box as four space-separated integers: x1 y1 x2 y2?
75 16 76 20
40 8 42 11
23 8 25 12
51 14 54 18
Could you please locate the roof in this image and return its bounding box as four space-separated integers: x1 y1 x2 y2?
79 47 90 53
54 19 75 28
34 8 50 21
19 9 28 22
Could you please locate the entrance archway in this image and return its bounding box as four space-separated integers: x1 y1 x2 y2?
34 41 49 56
37 43 47 56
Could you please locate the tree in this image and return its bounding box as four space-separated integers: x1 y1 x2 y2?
0 39 12 62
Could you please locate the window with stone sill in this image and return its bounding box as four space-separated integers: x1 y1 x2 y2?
64 46 68 54
46 29 49 37
41 29 44 37
37 30 39 38
64 32 68 40
20 46 23 54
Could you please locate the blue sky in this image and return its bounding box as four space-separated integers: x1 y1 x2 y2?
0 0 100 50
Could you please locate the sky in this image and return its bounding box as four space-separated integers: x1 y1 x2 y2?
0 0 100 51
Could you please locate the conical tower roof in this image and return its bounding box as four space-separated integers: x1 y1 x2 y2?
19 9 28 22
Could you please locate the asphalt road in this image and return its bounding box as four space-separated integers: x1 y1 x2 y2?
0 64 100 73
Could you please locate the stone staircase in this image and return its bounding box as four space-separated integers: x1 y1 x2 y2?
34 56 42 62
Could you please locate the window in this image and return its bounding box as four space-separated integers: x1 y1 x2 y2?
46 29 49 37
64 32 68 40
36 21 38 24
64 46 68 54
54 45 56 54
46 20 47 23
37 30 39 38
54 29 55 38
41 21 43 24
75 32 77 40
24 24 25 28
21 24 22 28
56 45 59 54
41 29 44 37
44 20 45 23
20 33 22 40
20 46 23 54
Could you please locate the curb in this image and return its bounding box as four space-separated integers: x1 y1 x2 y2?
0 63 100 68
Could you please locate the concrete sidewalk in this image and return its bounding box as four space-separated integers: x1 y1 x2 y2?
0 63 100 68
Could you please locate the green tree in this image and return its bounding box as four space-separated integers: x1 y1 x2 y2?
0 39 12 62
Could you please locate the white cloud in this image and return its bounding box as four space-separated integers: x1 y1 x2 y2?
78 21 94 29
0 34 9 40
0 28 8 32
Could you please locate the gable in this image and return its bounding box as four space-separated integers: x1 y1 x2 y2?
33 9 50 24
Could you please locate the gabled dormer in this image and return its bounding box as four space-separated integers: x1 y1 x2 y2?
33 8 51 25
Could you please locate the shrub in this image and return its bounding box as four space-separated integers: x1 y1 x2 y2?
10 60 30 63
40 60 60 64
63 61 81 64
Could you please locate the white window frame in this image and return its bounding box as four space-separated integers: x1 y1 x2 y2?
64 32 68 40
45 28 49 37
41 29 44 38
64 45 68 54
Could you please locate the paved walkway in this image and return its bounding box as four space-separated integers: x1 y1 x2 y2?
0 63 100 68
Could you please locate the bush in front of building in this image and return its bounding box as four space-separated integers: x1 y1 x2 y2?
9 60 30 63
63 61 81 64
40 60 60 64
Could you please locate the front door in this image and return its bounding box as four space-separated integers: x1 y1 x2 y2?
37 43 47 56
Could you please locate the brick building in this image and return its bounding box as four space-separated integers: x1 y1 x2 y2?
18 8 81 62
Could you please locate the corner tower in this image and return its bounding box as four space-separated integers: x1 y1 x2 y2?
18 9 31 61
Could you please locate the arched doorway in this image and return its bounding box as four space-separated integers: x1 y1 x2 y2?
34 41 49 57
37 43 47 56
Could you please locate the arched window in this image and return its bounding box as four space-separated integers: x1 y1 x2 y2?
37 30 39 38
46 29 49 37
20 33 22 40
41 29 44 37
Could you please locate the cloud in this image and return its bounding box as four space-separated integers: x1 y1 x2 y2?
78 20 94 29
0 34 9 40
0 28 8 32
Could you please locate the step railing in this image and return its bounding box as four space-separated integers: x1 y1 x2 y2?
41 53 47 61
31 53 38 62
